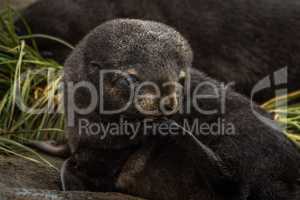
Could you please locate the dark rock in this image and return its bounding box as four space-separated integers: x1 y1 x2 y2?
0 187 144 200
0 155 145 200
0 154 61 190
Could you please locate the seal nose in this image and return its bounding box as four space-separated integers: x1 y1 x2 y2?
136 93 160 115
160 94 179 115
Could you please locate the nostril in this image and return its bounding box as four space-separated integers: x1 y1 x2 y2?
164 104 174 112
161 95 179 113
166 99 176 110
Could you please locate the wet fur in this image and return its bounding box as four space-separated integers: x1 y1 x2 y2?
59 20 300 200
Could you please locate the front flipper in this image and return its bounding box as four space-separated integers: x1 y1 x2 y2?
165 120 247 199
60 158 87 191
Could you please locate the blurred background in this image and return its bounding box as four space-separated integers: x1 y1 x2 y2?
0 0 36 10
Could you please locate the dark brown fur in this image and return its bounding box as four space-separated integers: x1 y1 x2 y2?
59 19 300 200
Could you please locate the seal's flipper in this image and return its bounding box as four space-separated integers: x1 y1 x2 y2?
164 120 236 187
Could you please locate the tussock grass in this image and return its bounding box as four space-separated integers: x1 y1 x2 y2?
261 91 300 146
0 8 299 168
0 8 67 168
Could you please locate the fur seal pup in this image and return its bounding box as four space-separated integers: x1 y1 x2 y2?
58 19 299 200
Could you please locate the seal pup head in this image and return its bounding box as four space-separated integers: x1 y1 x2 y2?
64 19 193 122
